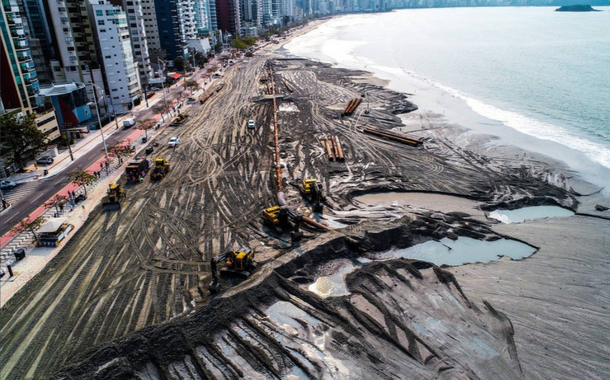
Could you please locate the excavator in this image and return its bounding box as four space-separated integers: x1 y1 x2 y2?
208 247 256 293
263 206 304 241
102 183 126 211
150 158 170 181
301 178 324 212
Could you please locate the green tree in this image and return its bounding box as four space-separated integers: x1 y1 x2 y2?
44 194 68 215
107 139 133 164
173 57 185 72
137 118 156 139
184 79 200 94
11 216 46 245
0 112 47 167
67 167 96 197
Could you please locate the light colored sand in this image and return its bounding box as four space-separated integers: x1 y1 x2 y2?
449 215 610 380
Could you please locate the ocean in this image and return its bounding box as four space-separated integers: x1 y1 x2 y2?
285 7 610 191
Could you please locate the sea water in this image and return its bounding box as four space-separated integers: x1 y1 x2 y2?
285 7 610 191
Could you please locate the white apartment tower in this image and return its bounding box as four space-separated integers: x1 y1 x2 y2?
140 0 161 59
88 0 141 113
110 0 153 87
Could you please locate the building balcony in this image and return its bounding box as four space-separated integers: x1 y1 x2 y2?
24 76 38 85
17 55 32 63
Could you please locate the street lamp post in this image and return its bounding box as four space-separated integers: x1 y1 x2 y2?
107 94 120 130
158 57 169 119
89 82 110 174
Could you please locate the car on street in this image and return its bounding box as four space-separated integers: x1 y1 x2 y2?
247 120 255 130
168 137 180 147
186 98 197 104
0 180 17 189
149 87 161 91
36 156 54 165
123 117 136 128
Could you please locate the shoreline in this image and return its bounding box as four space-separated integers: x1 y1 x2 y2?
282 13 610 197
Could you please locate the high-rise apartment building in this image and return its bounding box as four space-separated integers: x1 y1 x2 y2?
87 0 141 113
1 0 39 110
109 0 153 88
194 0 213 36
1 0 60 145
46 0 104 103
216 0 241 35
19 0 54 84
142 0 197 60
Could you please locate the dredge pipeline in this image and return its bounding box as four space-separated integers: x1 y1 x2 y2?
363 127 423 147
270 66 331 233
342 97 363 116
270 67 283 191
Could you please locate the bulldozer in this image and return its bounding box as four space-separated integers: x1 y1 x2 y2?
150 158 170 181
170 113 188 127
301 178 324 212
263 206 303 241
102 183 126 211
208 247 257 293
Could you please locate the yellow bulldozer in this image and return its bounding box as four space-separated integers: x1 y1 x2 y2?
102 183 126 211
150 158 170 181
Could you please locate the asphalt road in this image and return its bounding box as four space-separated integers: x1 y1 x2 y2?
0 127 136 236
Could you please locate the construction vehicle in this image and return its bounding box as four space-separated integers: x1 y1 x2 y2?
263 206 303 241
208 247 257 293
150 158 170 181
125 157 149 183
102 183 126 211
170 113 188 127
301 178 324 212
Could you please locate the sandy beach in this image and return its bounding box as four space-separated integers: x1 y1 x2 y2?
1 17 609 380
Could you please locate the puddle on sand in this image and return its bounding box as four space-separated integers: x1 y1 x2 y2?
266 301 321 330
306 238 535 299
488 206 574 224
389 237 536 266
307 264 356 298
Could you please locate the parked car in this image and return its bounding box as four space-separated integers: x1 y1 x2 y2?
0 180 17 189
168 137 180 147
149 87 161 91
36 156 54 165
247 120 255 130
186 98 197 104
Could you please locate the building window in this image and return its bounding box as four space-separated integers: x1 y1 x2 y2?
98 20 105 25
100 29 106 33
65 37 72 42
96 10 103 16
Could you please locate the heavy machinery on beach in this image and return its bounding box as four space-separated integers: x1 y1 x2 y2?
208 247 257 293
301 178 324 212
263 206 304 241
150 158 170 181
102 183 126 211
125 158 149 183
